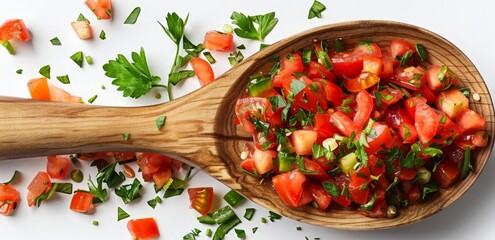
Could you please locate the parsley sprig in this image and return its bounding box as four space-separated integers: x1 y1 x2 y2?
103 47 163 99
230 11 278 41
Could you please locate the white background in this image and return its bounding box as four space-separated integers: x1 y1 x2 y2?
1 0 495 239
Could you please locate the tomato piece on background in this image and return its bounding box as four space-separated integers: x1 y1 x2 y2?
152 167 172 190
343 72 380 92
306 183 332 211
240 157 257 176
27 172 52 207
85 0 112 20
318 79 344 106
272 53 304 87
362 56 383 75
293 82 328 113
47 155 70 179
291 130 318 155
415 103 439 143
71 21 93 40
456 109 487 132
127 218 160 240
203 31 233 52
190 57 214 86
314 113 339 141
49 86 83 103
0 184 20 216
0 19 31 41
187 187 214 216
70 191 94 213
366 123 393 155
234 97 271 134
272 170 307 207
252 148 276 175
27 77 51 101
306 61 336 81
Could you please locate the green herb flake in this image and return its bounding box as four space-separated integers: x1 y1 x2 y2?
334 38 345 52
169 70 195 85
206 228 213 237
147 198 158 209
56 75 70 84
460 146 471 179
235 229 246 238
50 37 61 46
0 41 15 55
54 182 73 194
70 51 84 67
268 211 282 222
87 95 98 104
77 13 90 24
296 226 303 231
99 30 106 40
71 169 83 183
237 44 246 50
203 51 216 64
230 11 278 41
212 216 241 240
115 178 143 204
322 181 339 198
244 208 255 220
155 116 167 130
16 69 23 74
39 65 51 79
117 207 130 221
252 227 258 233
416 44 427 61
260 43 270 50
224 189 245 207
308 0 327 19
124 7 141 24
261 217 267 223
399 50 412 67
422 182 439 199
360 193 377 211
122 133 131 141
92 220 99 226
2 170 20 185
85 56 93 65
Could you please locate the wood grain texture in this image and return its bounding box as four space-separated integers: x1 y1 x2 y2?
0 20 493 230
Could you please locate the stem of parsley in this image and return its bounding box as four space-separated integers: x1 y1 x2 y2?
167 44 181 100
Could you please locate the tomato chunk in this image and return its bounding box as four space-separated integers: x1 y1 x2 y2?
272 170 307 207
85 0 112 20
0 184 20 216
437 89 469 119
127 218 160 240
0 19 31 41
70 191 94 213
291 130 318 155
27 172 52 207
188 187 214 216
190 57 214 86
47 155 70 179
203 31 233 52
27 77 51 101
456 109 487 132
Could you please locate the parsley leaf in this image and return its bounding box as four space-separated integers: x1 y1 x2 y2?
230 11 278 41
308 0 327 19
322 181 339 198
115 178 143 204
155 116 167 130
124 7 141 24
117 207 130 221
103 47 162 99
70 51 84 68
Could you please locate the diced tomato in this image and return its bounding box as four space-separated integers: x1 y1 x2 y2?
272 53 304 87
380 50 394 78
343 72 380 92
203 31 233 52
0 184 20 216
331 52 363 79
426 65 456 91
330 111 358 137
46 155 70 179
455 130 489 150
27 172 52 207
293 82 328 113
306 61 336 81
390 66 424 90
127 218 160 240
272 170 307 207
415 103 439 143
378 87 402 107
472 131 489 148
395 168 417 181
301 158 329 181
190 58 214 86
49 86 83 103
353 42 382 59
306 183 332 211
349 166 371 204
434 160 461 189
416 83 437 103
240 157 257 176
318 79 344 106
27 77 51 101
0 19 31 41
358 189 387 218
234 97 271 134
353 90 373 130
252 148 276 175
456 109 487 132
314 113 339 141
152 167 172 190
85 0 112 20
407 184 421 205
366 123 393 155
187 187 214 216
404 96 427 119
437 89 469 119
362 57 383 75
390 39 415 59
69 191 94 213
291 130 317 155
71 21 93 40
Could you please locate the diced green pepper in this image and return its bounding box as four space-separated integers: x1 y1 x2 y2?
277 152 296 173
248 77 273 97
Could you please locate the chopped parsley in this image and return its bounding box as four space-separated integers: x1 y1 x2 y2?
77 13 90 24
155 116 167 130
122 133 131 141
39 65 51 79
115 178 143 204
99 30 106 40
70 51 84 67
87 95 98 104
2 170 20 185
230 11 278 41
50 37 61 45
308 0 327 19
124 7 141 24
117 207 130 221
56 75 70 84
16 69 22 74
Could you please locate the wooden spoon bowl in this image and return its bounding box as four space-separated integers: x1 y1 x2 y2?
0 20 493 230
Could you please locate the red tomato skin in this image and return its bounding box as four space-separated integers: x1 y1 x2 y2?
70 191 94 213
343 72 380 92
0 184 20 216
0 19 31 41
353 89 373 130
318 79 344 106
234 97 271 134
456 109 487 132
272 53 304 87
190 58 214 86
307 61 336 81
306 183 332 211
366 124 393 155
291 130 318 155
314 113 339 142
27 172 52 207
272 170 307 207
330 111 358 137
127 218 160 240
390 39 415 59
415 103 439 143
203 31 233 52
85 0 112 20
47 155 70 179
188 187 214 216
301 159 329 181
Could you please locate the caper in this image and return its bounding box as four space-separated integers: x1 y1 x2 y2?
415 167 432 185
71 169 84 183
387 205 398 219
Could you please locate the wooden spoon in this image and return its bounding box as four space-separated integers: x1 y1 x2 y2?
0 20 493 230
